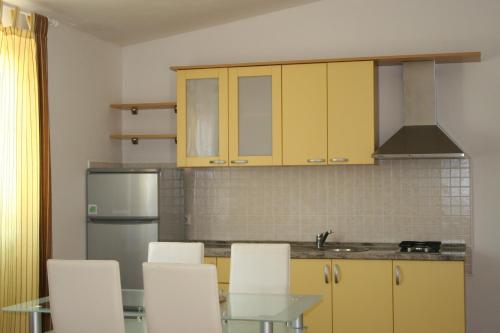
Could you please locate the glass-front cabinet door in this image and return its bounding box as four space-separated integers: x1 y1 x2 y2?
177 68 228 167
228 66 282 166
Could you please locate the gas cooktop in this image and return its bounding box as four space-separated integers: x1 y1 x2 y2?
399 241 441 253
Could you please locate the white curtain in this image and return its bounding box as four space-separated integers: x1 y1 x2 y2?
0 10 40 333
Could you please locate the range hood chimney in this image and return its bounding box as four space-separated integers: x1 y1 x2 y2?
373 61 465 159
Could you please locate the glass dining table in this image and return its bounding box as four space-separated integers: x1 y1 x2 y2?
1 289 321 333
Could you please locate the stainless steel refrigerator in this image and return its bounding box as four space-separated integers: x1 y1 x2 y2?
86 168 159 289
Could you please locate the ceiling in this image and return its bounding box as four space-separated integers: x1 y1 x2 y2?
10 0 319 45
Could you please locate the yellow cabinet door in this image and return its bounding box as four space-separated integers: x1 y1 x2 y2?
331 260 393 333
282 64 328 165
291 259 332 333
216 257 230 284
229 66 282 166
218 283 229 293
393 261 465 333
204 257 217 265
328 61 375 165
177 68 228 167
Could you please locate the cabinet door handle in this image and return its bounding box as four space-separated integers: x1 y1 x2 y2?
395 265 401 286
333 264 340 284
330 157 349 163
230 160 248 164
323 264 330 284
209 160 226 165
307 159 326 163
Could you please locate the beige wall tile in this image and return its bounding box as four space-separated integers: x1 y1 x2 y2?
180 159 471 249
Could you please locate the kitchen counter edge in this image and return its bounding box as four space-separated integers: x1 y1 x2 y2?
197 241 466 261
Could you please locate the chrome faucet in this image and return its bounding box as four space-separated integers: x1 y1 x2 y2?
316 229 333 249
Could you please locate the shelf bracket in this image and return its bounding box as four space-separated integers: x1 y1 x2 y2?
131 137 139 144
174 137 178 144
130 107 139 115
174 106 177 114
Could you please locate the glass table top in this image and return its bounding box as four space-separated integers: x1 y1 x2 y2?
1 289 321 323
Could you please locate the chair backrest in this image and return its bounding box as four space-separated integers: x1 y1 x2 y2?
47 259 125 333
143 263 222 333
229 243 290 294
147 242 204 264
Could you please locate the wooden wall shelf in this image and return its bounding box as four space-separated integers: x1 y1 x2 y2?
110 102 177 114
170 51 481 71
110 133 177 144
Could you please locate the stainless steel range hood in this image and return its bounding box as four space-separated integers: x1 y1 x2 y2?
373 61 465 159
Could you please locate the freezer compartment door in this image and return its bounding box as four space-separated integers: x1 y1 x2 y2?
87 172 158 219
87 221 158 289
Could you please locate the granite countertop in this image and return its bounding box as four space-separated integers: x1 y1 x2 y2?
198 241 466 261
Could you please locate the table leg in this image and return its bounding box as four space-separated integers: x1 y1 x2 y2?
290 314 304 330
29 312 42 333
260 321 273 333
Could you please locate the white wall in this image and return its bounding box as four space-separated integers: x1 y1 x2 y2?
121 0 500 331
48 23 122 259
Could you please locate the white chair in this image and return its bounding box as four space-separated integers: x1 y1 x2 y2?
147 241 204 264
143 263 222 333
229 243 290 294
47 259 145 333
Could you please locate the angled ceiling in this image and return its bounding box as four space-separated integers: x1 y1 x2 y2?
10 0 319 45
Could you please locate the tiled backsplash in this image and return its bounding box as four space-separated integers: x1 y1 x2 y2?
183 159 472 247
158 167 184 241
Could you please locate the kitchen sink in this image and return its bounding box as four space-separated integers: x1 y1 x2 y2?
292 243 371 252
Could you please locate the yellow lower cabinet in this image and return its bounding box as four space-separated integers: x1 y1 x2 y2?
217 257 231 284
393 260 465 333
204 256 217 265
291 259 332 333
219 283 229 293
331 260 393 333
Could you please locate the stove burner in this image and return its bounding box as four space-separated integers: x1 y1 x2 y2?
399 241 441 253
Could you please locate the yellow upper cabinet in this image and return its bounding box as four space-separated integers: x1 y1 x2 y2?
393 260 465 333
328 61 375 165
331 260 393 333
291 259 332 333
176 61 374 167
176 68 228 167
228 66 282 166
282 64 328 166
